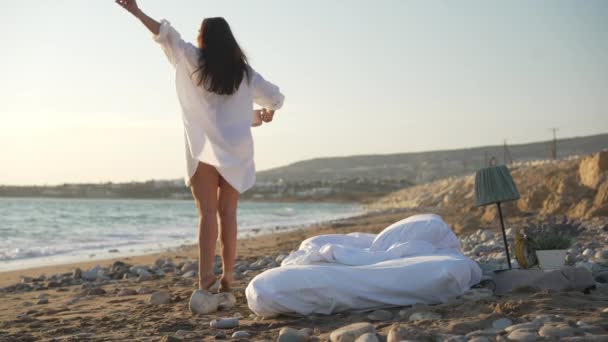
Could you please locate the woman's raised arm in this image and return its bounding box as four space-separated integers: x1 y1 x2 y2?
115 0 160 35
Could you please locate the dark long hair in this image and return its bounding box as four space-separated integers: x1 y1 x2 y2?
194 17 249 95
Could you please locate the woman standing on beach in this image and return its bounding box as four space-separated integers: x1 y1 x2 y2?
116 0 284 292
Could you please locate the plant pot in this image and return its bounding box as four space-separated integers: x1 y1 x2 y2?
535 249 567 270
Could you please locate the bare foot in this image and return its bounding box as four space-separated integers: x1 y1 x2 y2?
218 274 232 293
199 273 218 291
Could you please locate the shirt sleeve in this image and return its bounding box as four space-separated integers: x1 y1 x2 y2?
251 70 285 110
153 19 189 67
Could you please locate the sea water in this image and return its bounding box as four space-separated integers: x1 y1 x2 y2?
0 197 362 271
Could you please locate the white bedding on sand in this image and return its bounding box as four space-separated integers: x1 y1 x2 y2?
245 214 482 317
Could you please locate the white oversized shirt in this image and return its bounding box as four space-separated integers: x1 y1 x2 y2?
153 20 284 193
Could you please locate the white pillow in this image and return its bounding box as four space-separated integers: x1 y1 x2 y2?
370 214 460 251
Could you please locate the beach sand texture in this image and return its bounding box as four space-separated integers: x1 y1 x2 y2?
2 210 608 341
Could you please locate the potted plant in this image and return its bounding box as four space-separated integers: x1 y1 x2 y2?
521 218 582 270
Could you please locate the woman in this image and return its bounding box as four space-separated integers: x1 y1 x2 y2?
116 0 284 292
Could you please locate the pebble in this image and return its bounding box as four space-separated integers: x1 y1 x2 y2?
583 248 595 257
22 301 33 307
189 290 219 314
492 318 513 330
386 324 410 342
329 322 375 342
277 327 308 342
468 338 491 342
409 311 441 322
210 317 239 329
231 330 250 339
601 307 608 318
36 299 48 305
298 328 313 337
367 309 393 321
149 291 171 305
216 292 236 310
181 270 197 278
81 266 102 281
354 333 379 342
538 324 575 338
563 336 608 342
461 288 493 301
466 328 502 337
505 322 541 333
444 336 468 342
117 288 137 296
136 286 154 294
507 329 539 342
85 288 106 296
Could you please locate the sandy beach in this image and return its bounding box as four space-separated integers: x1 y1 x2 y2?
1 208 608 342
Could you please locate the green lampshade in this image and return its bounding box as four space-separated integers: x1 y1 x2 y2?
475 165 520 207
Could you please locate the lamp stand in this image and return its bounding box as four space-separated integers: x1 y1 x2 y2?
496 202 512 269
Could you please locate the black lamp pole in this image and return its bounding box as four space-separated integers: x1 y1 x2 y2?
496 202 512 269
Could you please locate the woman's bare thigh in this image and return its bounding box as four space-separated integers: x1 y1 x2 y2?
190 162 220 215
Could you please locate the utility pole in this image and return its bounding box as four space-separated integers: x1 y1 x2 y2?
550 128 559 159
503 139 513 165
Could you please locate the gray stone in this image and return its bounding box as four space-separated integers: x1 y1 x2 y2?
367 309 393 321
117 288 137 296
231 330 250 339
210 317 239 329
505 322 542 333
189 290 219 314
538 324 575 338
330 322 375 342
467 328 502 337
492 318 513 330
354 333 379 342
298 328 313 337
36 299 48 305
278 327 308 342
181 270 197 278
531 314 558 324
506 329 539 342
461 288 494 301
216 292 236 310
583 248 595 257
562 335 608 342
468 338 492 342
409 311 441 322
601 307 608 318
72 268 82 279
577 324 606 334
149 291 171 305
81 265 102 281
136 286 153 294
443 336 468 342
181 261 198 273
386 324 410 342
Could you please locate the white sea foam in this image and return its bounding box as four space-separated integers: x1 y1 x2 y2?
0 198 362 271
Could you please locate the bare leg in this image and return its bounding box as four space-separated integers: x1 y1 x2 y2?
190 162 220 290
218 175 239 292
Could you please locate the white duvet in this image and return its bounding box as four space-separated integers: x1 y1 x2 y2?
246 214 482 317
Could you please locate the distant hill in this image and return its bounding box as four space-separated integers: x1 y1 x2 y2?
257 133 608 184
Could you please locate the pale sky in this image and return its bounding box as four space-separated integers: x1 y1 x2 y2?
1 0 607 185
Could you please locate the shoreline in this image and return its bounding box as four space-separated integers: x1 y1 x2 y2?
0 199 363 274
0 207 375 287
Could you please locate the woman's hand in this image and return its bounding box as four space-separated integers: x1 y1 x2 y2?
115 0 140 16
260 108 275 123
252 110 263 127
